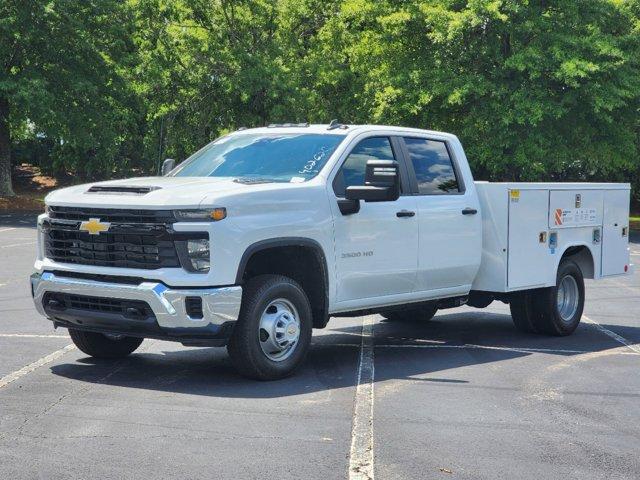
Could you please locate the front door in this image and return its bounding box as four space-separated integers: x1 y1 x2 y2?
330 136 418 305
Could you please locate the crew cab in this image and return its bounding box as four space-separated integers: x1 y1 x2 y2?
31 124 632 379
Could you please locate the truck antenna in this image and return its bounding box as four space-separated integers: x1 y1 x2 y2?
327 119 341 130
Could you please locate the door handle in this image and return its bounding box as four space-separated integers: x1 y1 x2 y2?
461 208 477 215
396 210 415 218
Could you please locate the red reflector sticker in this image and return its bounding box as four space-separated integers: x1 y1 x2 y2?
624 265 628 272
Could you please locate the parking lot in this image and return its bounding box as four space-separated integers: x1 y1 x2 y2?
1 212 639 479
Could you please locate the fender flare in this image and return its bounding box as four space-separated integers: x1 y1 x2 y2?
235 237 330 327
555 242 596 279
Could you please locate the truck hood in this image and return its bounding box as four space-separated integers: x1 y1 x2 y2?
44 176 281 209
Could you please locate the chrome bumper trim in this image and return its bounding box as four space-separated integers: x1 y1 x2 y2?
30 272 242 333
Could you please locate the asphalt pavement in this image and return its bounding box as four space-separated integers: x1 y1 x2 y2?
1 212 639 479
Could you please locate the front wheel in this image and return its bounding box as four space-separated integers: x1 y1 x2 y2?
68 329 143 358
227 275 312 380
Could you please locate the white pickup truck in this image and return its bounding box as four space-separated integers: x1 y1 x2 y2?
31 124 632 379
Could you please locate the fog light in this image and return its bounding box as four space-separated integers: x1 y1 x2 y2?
187 239 210 272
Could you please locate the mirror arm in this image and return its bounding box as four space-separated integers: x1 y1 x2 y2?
161 158 176 176
337 198 360 215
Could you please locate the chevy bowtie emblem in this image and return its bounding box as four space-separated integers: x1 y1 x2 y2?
79 218 111 235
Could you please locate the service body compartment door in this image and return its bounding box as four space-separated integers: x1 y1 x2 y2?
548 190 603 229
602 189 630 276
507 189 550 289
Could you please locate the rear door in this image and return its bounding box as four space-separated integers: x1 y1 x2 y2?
602 189 631 276
330 135 418 303
400 136 482 293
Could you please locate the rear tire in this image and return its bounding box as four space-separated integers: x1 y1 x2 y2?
509 259 584 336
383 303 438 322
227 275 312 380
68 329 143 359
509 291 539 333
532 260 584 336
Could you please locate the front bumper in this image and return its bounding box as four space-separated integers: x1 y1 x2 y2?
31 271 242 345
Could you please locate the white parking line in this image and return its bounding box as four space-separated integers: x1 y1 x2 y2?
0 334 69 338
0 227 16 233
0 344 76 389
349 315 375 480
378 343 628 354
313 342 639 356
0 241 36 249
583 315 640 354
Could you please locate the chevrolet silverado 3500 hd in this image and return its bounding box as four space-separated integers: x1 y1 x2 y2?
31 124 632 379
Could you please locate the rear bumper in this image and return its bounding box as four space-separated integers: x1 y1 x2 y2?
31 271 242 344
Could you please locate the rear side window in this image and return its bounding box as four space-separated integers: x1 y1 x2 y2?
333 137 396 197
404 138 460 194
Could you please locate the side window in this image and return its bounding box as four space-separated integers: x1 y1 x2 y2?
404 138 460 194
333 137 396 197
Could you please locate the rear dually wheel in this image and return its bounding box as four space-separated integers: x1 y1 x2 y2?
509 259 585 336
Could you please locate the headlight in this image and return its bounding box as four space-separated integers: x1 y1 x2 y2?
173 208 226 221
187 239 210 272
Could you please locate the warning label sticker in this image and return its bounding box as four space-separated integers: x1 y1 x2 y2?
554 208 563 225
553 208 597 227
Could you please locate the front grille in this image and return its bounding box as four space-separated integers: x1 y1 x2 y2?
44 292 155 320
45 223 180 269
50 270 146 285
48 206 175 224
44 206 183 270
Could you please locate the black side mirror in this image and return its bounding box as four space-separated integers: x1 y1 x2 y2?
345 160 400 202
161 158 176 176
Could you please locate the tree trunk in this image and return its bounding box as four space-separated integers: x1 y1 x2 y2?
0 97 14 197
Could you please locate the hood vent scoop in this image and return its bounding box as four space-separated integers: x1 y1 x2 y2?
86 185 160 195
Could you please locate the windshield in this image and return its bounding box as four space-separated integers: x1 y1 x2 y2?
170 133 346 182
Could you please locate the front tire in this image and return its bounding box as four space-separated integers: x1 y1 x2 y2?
68 329 143 359
227 275 312 380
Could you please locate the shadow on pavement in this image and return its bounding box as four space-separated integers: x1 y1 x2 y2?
49 311 635 398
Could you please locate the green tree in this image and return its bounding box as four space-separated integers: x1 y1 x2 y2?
308 0 640 185
131 0 300 168
3 0 639 204
0 0 134 195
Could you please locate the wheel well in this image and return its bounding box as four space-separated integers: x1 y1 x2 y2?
562 245 594 279
238 244 329 328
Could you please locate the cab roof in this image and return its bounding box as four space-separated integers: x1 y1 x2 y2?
231 124 458 141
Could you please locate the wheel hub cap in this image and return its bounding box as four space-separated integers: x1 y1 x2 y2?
557 275 579 323
258 299 300 362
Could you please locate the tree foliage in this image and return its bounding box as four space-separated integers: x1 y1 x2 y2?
2 0 639 205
